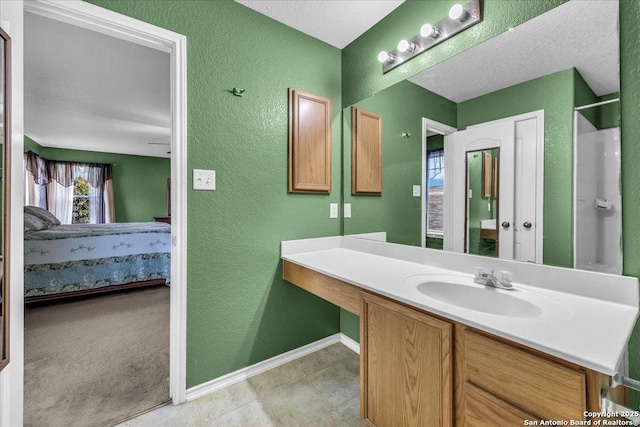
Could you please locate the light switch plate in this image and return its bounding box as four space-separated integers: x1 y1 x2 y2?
330 203 339 219
413 185 421 197
193 169 216 190
344 203 352 218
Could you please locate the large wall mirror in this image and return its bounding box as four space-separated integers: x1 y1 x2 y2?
0 26 11 372
342 0 621 274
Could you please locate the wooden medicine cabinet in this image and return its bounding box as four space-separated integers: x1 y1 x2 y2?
288 88 332 193
352 107 382 194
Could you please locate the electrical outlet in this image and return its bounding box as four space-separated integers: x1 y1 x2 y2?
330 203 339 219
344 203 352 218
413 185 421 197
193 169 216 190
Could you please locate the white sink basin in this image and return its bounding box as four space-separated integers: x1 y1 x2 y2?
404 275 573 319
417 281 541 317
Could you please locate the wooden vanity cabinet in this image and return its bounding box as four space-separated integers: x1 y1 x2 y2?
282 262 616 427
455 325 603 426
360 292 452 427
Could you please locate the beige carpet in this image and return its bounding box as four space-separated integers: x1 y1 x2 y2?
24 286 170 427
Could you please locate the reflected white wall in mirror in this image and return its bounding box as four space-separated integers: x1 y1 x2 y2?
574 111 622 275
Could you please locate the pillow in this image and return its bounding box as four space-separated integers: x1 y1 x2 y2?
24 212 50 232
24 206 61 227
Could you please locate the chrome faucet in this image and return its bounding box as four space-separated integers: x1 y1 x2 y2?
473 268 514 290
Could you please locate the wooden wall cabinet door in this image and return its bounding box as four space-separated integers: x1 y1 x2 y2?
352 107 382 194
361 292 452 427
288 88 331 193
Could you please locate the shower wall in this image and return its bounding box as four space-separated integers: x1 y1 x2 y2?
575 112 622 274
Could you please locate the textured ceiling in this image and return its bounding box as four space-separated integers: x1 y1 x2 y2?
234 0 405 49
25 12 171 158
408 0 619 102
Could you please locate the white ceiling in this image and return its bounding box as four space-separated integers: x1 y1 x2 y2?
234 0 405 49
25 12 171 158
408 0 619 103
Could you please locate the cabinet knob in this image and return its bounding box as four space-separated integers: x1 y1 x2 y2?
523 221 532 229
501 221 510 229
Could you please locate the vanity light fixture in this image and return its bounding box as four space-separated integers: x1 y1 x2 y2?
420 23 440 39
378 0 481 74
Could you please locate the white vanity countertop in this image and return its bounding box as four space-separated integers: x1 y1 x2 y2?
281 236 639 376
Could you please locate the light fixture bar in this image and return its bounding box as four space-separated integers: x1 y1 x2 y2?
381 0 481 74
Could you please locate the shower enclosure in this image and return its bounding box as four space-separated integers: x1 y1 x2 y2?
574 107 622 274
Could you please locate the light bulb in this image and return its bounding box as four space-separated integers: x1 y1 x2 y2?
377 51 397 63
397 39 418 53
420 23 440 38
449 4 468 21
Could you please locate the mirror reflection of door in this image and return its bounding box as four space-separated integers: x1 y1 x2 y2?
466 149 498 257
448 112 543 263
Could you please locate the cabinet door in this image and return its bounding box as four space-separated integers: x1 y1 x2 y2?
352 107 382 194
288 88 332 193
361 292 452 427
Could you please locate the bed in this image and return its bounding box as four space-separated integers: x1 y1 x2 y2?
24 221 171 303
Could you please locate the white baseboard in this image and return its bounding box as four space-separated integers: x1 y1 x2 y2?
185 333 343 402
339 333 360 354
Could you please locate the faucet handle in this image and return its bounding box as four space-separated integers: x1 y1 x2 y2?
496 270 514 284
474 267 488 279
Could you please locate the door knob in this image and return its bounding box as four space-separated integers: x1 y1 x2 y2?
501 221 510 229
523 221 532 229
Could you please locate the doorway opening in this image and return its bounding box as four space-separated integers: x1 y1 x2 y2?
21 1 187 425
421 118 457 249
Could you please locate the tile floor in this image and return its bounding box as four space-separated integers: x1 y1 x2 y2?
117 343 360 427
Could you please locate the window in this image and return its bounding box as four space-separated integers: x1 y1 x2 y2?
72 177 89 224
427 148 444 236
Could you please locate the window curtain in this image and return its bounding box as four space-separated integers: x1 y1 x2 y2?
24 151 48 208
47 162 74 224
24 151 115 224
83 163 115 224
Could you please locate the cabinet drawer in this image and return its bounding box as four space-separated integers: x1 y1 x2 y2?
465 383 535 426
464 330 586 421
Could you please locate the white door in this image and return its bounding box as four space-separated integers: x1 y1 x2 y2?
446 114 542 262
513 118 538 262
447 121 515 257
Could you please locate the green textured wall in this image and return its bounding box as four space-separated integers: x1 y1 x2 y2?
25 136 170 223
458 69 575 267
342 0 567 107
620 0 640 407
343 80 456 246
427 134 444 151
85 0 343 388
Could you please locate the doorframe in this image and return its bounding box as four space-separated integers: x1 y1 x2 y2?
421 118 457 248
465 110 545 263
22 0 188 405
